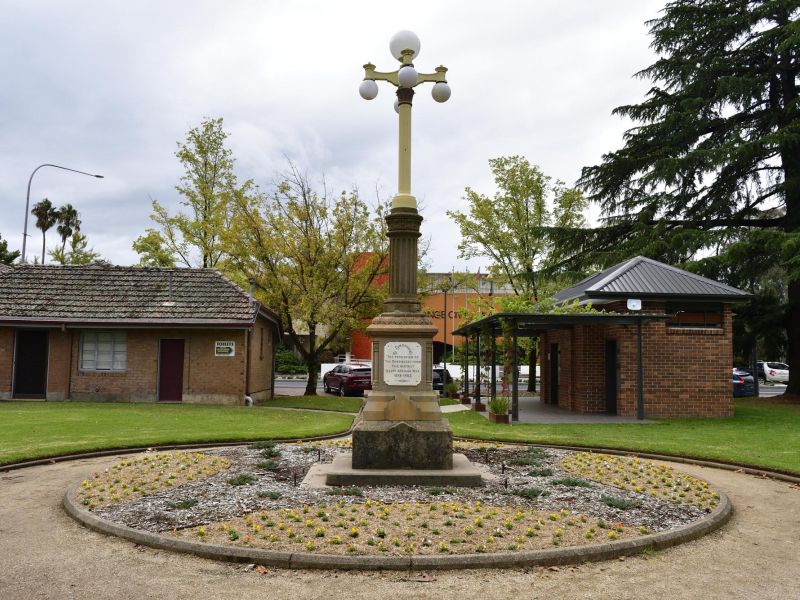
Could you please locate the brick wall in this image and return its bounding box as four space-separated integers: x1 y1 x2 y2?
1 324 277 405
540 303 734 418
247 315 275 402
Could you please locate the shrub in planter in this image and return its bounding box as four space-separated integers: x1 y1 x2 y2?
445 382 459 399
488 396 510 423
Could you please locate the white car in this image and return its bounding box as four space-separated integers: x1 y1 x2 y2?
758 361 789 383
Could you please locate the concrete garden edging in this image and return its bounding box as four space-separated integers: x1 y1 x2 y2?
63 479 733 571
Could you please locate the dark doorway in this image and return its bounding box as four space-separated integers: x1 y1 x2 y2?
549 343 559 406
13 329 49 398
158 339 185 402
605 340 618 415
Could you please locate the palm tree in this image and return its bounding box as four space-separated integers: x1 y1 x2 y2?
56 204 81 258
31 198 58 264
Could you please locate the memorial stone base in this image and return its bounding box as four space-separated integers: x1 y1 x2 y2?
351 418 452 469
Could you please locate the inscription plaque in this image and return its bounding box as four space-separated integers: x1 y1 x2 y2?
384 341 422 385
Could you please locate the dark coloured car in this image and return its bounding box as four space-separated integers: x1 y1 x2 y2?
432 367 453 394
323 364 372 396
732 368 755 397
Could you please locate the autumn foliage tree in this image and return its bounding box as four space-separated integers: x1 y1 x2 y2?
226 164 388 395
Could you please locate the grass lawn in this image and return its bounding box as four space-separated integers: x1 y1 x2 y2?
445 398 800 475
0 402 354 466
267 395 364 413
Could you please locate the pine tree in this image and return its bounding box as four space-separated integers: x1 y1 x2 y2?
570 0 800 395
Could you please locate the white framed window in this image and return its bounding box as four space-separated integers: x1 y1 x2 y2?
80 331 127 372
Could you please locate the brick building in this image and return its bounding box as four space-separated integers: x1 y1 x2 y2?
455 257 750 419
0 264 281 405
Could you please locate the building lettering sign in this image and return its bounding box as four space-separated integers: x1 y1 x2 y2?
215 341 236 357
383 341 422 386
425 309 459 320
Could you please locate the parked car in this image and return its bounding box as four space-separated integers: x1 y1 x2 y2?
432 367 453 394
323 363 372 396
732 368 756 397
756 361 789 384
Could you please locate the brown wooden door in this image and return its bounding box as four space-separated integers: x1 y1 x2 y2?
13 329 49 398
158 339 184 402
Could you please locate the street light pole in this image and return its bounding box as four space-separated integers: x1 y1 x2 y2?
22 163 104 263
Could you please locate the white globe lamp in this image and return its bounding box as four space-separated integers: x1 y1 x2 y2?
397 65 418 88
359 79 379 100
389 30 421 61
431 81 451 103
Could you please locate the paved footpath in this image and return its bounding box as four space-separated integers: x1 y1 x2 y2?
1 454 798 600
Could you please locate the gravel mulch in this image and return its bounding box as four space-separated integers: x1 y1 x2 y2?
86 441 711 549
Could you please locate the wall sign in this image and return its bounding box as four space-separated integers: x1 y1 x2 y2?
215 341 235 357
384 341 422 386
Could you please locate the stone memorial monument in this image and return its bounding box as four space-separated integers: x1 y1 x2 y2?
322 30 482 487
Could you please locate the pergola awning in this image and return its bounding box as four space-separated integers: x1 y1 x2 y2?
452 311 671 337
452 311 671 421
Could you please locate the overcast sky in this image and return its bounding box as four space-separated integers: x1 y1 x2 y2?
1 0 665 272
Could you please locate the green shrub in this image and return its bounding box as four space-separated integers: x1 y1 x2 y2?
227 473 256 486
514 487 550 499
488 396 510 415
258 490 282 500
275 344 308 375
248 441 276 450
260 447 281 458
168 498 198 510
426 486 456 496
527 467 553 477
326 487 363 497
257 460 279 470
510 447 546 466
601 495 640 510
551 477 592 488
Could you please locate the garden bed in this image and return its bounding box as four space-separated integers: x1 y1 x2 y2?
70 440 724 562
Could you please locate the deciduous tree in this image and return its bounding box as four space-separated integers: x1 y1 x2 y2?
49 232 101 265
448 156 588 302
134 117 250 268
448 156 589 390
226 164 388 395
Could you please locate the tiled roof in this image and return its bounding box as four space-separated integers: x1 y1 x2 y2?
555 256 750 303
0 264 272 327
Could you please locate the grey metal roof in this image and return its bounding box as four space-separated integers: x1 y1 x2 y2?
0 264 280 329
453 311 671 337
555 256 751 303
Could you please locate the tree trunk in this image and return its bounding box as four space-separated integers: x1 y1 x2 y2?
786 279 800 397
304 323 318 396
305 355 320 395
41 233 46 264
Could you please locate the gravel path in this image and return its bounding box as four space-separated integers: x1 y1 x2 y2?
1 452 799 600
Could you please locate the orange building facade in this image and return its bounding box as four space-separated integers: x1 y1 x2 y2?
350 274 511 363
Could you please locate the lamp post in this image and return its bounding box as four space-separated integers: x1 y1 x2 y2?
351 31 458 472
22 163 103 263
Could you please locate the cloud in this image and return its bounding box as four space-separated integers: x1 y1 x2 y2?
0 0 662 271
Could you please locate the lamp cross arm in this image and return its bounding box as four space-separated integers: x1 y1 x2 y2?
417 66 448 84
363 63 399 86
